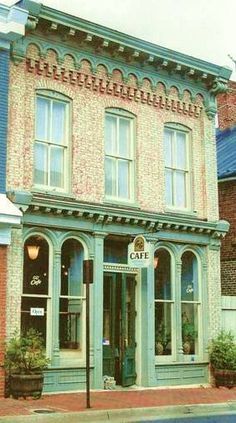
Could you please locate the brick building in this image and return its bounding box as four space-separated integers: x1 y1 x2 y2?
3 0 231 393
217 80 236 333
0 1 26 396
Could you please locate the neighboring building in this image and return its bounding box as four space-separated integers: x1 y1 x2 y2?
217 81 236 335
0 1 26 396
4 0 231 393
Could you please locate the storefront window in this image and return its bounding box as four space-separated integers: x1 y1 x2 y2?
104 237 129 264
21 236 49 345
60 239 85 352
181 251 199 355
154 249 173 356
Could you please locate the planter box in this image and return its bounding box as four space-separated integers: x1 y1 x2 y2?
10 373 44 399
214 369 236 389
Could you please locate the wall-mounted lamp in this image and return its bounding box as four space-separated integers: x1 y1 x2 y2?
154 256 159 269
27 245 40 260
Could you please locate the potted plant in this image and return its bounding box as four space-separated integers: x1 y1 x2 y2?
182 320 197 354
155 322 171 355
4 328 50 399
209 331 236 388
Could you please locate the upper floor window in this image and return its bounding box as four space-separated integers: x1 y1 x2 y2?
34 92 70 191
105 110 134 202
164 125 190 210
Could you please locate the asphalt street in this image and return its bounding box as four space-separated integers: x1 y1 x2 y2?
140 414 236 423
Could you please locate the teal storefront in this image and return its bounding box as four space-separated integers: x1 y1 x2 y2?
18 195 226 392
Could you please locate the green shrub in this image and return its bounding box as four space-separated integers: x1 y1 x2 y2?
4 328 50 375
209 331 236 371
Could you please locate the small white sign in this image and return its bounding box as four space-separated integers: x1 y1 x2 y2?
30 307 44 316
128 235 151 268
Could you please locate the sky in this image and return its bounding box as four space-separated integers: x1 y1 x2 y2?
39 0 236 80
4 0 236 79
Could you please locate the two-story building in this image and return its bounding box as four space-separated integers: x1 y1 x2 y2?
0 0 26 396
4 0 231 393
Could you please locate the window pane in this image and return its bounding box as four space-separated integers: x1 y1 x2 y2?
155 303 172 356
181 251 198 301
175 171 186 208
23 236 49 295
105 157 116 196
119 118 130 158
52 101 66 145
105 115 117 155
165 169 173 206
182 303 198 355
61 239 84 297
21 297 47 346
36 97 50 140
50 146 64 188
155 249 172 300
59 298 83 350
164 129 172 167
118 160 129 199
176 132 186 169
34 142 48 185
60 239 84 351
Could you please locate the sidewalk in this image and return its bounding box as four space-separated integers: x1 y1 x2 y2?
0 386 236 422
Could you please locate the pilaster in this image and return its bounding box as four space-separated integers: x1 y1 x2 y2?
91 231 107 389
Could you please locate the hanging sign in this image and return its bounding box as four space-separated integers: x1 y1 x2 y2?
128 235 151 268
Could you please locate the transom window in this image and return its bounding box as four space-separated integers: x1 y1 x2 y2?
105 110 134 201
164 125 190 209
34 92 69 191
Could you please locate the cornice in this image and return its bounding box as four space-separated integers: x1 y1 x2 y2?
12 10 230 119
37 5 231 82
9 191 229 240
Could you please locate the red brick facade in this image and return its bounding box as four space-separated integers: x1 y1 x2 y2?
218 181 236 295
217 81 236 130
217 81 236 296
0 246 7 397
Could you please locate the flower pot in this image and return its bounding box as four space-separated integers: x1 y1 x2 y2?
213 369 236 389
10 373 44 399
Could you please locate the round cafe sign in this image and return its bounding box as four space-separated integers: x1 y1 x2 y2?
128 235 151 268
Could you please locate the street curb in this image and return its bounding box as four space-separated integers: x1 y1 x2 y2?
0 402 236 422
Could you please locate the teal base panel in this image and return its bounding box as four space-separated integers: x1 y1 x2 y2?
43 368 94 393
155 363 209 386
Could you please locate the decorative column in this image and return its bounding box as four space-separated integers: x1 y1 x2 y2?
91 232 107 389
51 249 61 366
176 259 184 360
140 240 156 386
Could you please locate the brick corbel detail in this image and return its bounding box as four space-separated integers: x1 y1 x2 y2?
25 58 202 118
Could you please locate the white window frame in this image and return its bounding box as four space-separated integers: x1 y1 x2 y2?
34 90 70 193
180 249 202 363
104 109 135 204
154 247 176 363
164 124 191 211
154 246 203 364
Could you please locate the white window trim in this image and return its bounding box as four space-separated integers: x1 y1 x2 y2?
154 246 203 364
164 124 192 212
33 90 71 194
105 109 135 204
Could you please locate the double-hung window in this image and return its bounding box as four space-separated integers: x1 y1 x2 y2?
105 110 134 202
164 125 190 210
34 92 69 191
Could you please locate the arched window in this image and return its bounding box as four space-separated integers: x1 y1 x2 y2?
154 248 173 356
105 108 135 202
34 90 70 191
60 239 85 353
181 251 199 355
164 124 191 210
21 235 49 345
